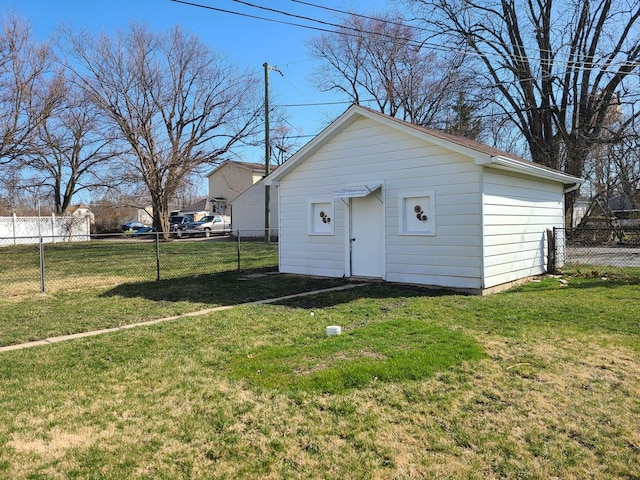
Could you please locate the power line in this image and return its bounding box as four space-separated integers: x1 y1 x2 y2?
288 0 404 25
169 0 485 62
169 0 640 113
276 58 314 67
227 0 434 50
169 0 344 35
206 0 640 72
276 100 360 107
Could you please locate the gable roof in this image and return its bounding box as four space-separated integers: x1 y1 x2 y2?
265 104 583 188
206 160 276 178
181 198 208 212
67 204 91 213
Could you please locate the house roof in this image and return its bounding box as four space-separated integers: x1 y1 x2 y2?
206 160 277 178
67 204 92 213
609 193 635 211
265 104 583 188
180 198 208 212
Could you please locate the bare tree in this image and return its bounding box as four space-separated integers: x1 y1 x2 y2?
0 15 51 165
587 123 640 205
612 139 640 208
270 123 301 165
0 164 23 213
23 72 120 214
89 192 135 233
411 0 640 216
60 24 261 236
308 12 470 128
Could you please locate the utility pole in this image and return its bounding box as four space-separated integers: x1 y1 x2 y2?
263 62 282 244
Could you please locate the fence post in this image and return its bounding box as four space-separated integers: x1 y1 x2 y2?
155 232 161 281
39 236 46 293
237 231 241 272
12 213 17 246
547 228 556 274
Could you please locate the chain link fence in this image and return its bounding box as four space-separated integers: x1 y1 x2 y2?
0 229 278 297
552 226 640 273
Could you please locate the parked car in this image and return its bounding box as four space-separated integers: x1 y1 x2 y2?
121 221 149 232
169 214 194 237
131 226 157 236
181 215 231 238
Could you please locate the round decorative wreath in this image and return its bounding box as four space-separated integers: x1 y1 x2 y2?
414 205 428 223
320 210 331 224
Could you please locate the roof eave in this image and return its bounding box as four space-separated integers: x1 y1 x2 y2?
476 155 584 186
265 104 585 190
207 160 272 178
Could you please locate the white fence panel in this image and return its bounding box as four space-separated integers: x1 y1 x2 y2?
0 214 91 246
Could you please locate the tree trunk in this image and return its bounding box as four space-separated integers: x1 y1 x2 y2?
152 196 171 240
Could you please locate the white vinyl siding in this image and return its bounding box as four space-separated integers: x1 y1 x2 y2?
208 163 259 203
482 169 564 288
278 177 346 277
230 181 278 234
278 117 484 288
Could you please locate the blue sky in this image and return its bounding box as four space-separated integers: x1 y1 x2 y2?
4 0 397 167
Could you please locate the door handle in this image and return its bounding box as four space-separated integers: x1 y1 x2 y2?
350 238 356 242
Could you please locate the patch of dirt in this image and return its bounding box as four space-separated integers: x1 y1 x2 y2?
9 426 101 457
293 348 387 375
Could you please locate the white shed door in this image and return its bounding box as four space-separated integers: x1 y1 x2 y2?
350 194 383 278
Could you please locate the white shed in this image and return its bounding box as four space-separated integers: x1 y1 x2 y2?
230 178 278 237
264 105 582 295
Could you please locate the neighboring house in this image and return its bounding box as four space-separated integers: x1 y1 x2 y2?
608 192 640 213
178 198 209 222
134 207 154 225
206 160 276 215
602 192 640 226
134 199 210 226
572 197 591 227
265 105 583 295
230 177 278 236
68 204 95 224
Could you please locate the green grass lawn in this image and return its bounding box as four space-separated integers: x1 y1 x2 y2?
0 238 278 297
0 272 345 347
0 273 639 479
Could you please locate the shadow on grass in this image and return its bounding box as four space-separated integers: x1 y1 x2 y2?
100 271 458 309
101 270 308 304
271 282 456 310
503 274 640 295
100 270 347 307
562 276 640 290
